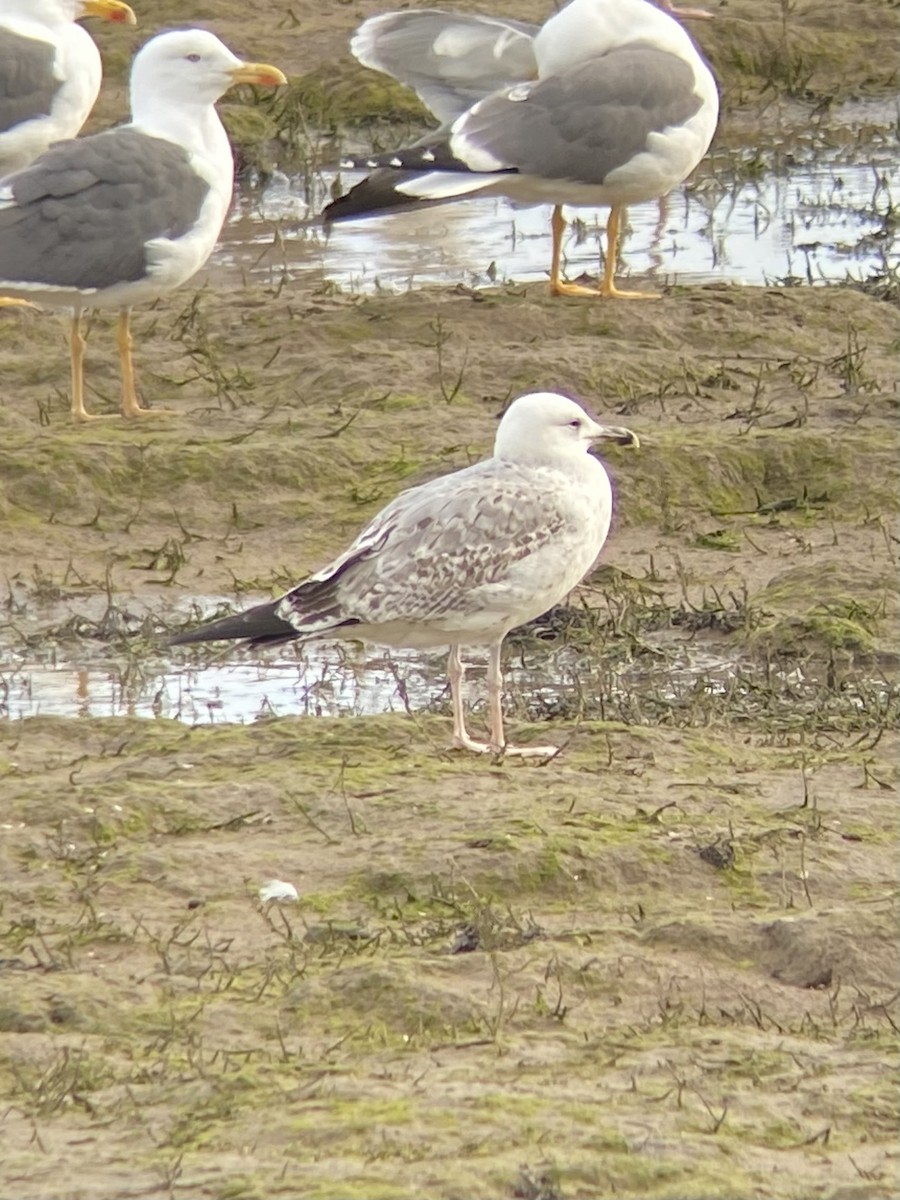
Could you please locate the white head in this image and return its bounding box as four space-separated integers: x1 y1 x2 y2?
8 0 135 25
494 391 639 463
535 0 701 75
2 0 74 22
129 29 286 115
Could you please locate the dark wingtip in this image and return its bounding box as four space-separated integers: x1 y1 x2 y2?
168 599 296 648
323 167 439 224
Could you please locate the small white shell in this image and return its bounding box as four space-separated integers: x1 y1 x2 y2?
258 879 299 904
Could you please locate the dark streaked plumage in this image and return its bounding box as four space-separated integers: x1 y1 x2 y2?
171 391 639 757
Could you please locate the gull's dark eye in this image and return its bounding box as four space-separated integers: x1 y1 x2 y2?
186 53 201 63
568 419 582 429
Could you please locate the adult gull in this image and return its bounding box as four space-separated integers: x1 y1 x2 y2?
0 0 136 176
169 391 639 757
325 0 718 299
349 0 712 125
0 29 286 422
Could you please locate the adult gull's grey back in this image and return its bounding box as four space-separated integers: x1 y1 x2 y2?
327 0 719 301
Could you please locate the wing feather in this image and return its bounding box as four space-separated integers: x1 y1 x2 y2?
0 29 59 135
352 10 538 124
0 128 209 290
276 461 578 633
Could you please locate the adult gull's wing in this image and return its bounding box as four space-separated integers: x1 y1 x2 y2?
440 48 705 188
0 128 210 294
351 10 539 124
329 46 705 218
0 29 59 136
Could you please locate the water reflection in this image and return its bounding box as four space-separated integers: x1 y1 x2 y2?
2 640 428 724
0 635 862 727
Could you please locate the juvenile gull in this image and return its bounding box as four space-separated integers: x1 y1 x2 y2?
169 392 639 757
0 0 136 176
325 0 718 299
0 29 286 422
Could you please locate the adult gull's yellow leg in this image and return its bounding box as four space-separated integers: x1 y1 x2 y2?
549 205 598 298
599 205 661 300
117 309 176 419
549 205 661 300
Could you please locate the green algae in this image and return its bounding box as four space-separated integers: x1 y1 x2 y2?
1 702 894 1200
749 563 899 657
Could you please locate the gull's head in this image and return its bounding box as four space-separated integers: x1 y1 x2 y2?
495 392 639 462
130 30 286 109
7 0 135 24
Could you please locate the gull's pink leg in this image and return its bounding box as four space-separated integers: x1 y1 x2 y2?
449 644 493 754
486 640 558 759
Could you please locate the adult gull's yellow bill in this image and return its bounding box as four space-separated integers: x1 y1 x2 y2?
170 392 639 758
